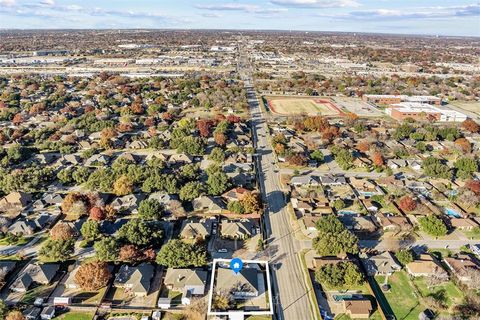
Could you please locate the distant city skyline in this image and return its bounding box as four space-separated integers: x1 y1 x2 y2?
0 0 479 37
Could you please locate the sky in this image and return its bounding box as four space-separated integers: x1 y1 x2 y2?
0 0 479 36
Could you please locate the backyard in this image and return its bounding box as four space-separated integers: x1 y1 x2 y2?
375 271 425 320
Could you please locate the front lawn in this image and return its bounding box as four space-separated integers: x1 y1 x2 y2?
376 271 426 320
53 311 94 320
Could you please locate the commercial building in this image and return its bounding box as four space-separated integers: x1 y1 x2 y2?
363 94 442 106
385 103 467 122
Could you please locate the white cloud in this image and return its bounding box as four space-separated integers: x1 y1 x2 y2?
40 0 55 6
270 0 360 8
326 4 480 20
195 3 287 14
0 0 16 7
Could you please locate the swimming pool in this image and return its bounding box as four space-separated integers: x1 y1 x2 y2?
445 208 462 218
338 210 358 216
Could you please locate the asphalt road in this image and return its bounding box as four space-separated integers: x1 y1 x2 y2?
245 81 316 320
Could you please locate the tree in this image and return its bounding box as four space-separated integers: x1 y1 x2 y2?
227 201 245 214
399 196 417 212
74 261 111 291
89 206 106 221
454 157 478 179
156 240 207 268
214 132 227 146
395 249 414 266
241 192 261 213
197 119 213 138
313 215 358 256
80 220 100 241
119 244 141 262
113 175 133 196
138 199 163 220
315 262 364 288
286 153 307 166
39 239 74 262
422 157 452 179
466 180 480 195
207 171 230 195
310 150 324 163
462 119 480 133
455 138 472 154
94 237 119 262
209 147 225 162
0 300 6 319
372 152 384 167
6 310 25 320
180 181 203 201
333 199 346 211
50 222 75 241
118 219 163 247
419 215 448 237
357 141 370 153
180 163 200 181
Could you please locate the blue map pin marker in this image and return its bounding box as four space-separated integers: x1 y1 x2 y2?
230 258 243 274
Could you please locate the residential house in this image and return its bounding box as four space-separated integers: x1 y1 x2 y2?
85 154 110 166
377 213 411 232
216 267 259 299
114 264 154 297
164 268 208 297
192 196 225 213
290 175 320 187
343 299 373 319
220 219 255 239
110 194 146 212
222 187 250 202
319 175 347 186
406 254 448 278
361 252 401 276
128 140 149 149
168 153 193 165
0 191 32 209
179 219 212 240
450 218 478 231
339 216 377 233
444 254 480 288
11 263 59 293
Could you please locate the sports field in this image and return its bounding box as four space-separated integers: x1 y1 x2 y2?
267 97 342 116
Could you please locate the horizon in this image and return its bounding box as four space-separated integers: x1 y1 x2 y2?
0 0 479 37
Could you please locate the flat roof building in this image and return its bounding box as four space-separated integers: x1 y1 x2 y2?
363 94 442 106
385 103 467 122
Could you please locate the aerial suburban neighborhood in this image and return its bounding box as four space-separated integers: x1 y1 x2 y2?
0 4 479 320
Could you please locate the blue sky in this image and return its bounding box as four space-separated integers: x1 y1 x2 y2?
0 0 479 36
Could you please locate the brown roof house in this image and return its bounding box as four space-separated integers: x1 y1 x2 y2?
444 254 480 288
406 254 448 279
342 299 373 319
0 191 32 211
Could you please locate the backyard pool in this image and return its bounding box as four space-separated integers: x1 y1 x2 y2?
445 208 462 218
338 210 358 216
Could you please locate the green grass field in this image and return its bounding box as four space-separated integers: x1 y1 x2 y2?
376 272 425 320
53 312 94 320
412 277 464 311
